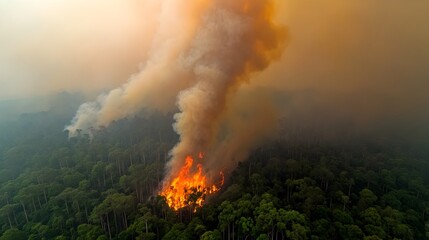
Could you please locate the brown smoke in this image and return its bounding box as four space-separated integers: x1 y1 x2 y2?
63 0 286 184
166 0 286 179
65 0 214 134
1 0 428 193
258 0 429 139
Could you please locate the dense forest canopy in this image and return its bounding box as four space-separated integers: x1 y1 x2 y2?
0 93 428 239
1 0 429 239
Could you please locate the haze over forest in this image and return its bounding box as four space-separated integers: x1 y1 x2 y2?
2 0 429 130
0 1 428 239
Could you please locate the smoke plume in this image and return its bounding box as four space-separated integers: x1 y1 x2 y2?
3 0 425 184
65 0 285 182
167 0 285 177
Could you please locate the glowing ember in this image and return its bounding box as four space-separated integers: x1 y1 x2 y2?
160 153 224 211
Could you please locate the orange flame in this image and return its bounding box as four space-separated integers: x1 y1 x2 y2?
160 153 224 211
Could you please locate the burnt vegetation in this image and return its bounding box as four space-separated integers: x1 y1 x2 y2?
0 100 428 240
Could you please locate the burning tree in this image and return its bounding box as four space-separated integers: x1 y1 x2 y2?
160 153 224 211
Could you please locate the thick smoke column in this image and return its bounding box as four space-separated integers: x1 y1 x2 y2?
166 0 285 178
66 0 285 192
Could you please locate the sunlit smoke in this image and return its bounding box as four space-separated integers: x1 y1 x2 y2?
3 0 428 209
65 0 214 134
164 0 285 186
64 0 285 209
60 0 429 211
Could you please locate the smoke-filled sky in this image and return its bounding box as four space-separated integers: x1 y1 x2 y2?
2 0 428 102
0 0 157 100
1 0 429 178
268 1 429 129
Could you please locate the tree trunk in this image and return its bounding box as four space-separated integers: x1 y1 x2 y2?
43 189 48 204
7 213 12 228
106 214 112 240
100 216 105 233
37 196 42 208
114 211 118 234
233 223 235 240
32 198 37 211
271 227 274 240
13 211 18 226
123 211 128 228
21 202 29 223
228 223 230 240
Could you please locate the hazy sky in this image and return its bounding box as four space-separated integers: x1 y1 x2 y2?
0 0 158 99
1 0 428 130
259 0 429 127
